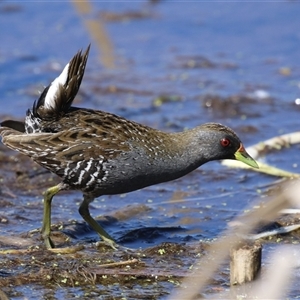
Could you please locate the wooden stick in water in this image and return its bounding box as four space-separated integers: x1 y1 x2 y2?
230 240 262 285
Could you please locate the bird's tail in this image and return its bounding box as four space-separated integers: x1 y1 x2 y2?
1 46 90 136
29 45 90 121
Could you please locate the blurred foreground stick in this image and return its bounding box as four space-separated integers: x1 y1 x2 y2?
169 179 300 300
230 240 262 285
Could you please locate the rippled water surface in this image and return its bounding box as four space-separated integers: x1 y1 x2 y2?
1 1 300 299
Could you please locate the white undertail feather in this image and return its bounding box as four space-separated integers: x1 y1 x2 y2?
44 62 70 110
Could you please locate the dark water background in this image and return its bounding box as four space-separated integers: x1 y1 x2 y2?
1 1 300 299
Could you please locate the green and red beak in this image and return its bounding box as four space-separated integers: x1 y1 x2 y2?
234 144 259 169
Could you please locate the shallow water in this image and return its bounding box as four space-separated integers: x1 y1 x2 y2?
1 1 300 299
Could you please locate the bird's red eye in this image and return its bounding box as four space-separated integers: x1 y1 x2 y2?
220 138 231 147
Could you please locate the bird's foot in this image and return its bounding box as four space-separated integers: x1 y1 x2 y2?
95 236 118 250
44 236 55 249
44 235 85 253
95 237 136 254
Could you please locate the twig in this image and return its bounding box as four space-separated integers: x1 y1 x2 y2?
222 131 300 177
0 245 84 255
97 258 139 268
248 224 300 240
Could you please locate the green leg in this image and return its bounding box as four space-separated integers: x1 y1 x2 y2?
41 184 63 249
79 194 117 249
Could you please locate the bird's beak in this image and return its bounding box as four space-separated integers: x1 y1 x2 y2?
234 144 259 169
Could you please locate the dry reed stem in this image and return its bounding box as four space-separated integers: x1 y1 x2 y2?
169 180 300 300
222 131 300 177
248 246 296 299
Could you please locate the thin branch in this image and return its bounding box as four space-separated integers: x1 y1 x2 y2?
222 131 300 177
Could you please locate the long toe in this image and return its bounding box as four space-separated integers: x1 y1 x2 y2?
96 236 118 250
96 239 135 253
44 237 55 249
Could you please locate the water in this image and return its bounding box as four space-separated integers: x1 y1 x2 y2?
0 1 300 299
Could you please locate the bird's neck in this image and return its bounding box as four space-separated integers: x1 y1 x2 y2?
146 128 211 180
173 128 211 166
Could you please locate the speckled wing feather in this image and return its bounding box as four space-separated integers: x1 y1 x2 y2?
1 120 128 167
0 105 171 192
0 106 153 188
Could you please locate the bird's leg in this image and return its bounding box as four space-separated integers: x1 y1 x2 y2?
79 194 117 249
41 183 64 249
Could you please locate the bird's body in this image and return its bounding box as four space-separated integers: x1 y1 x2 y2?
0 46 258 249
3 109 245 196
